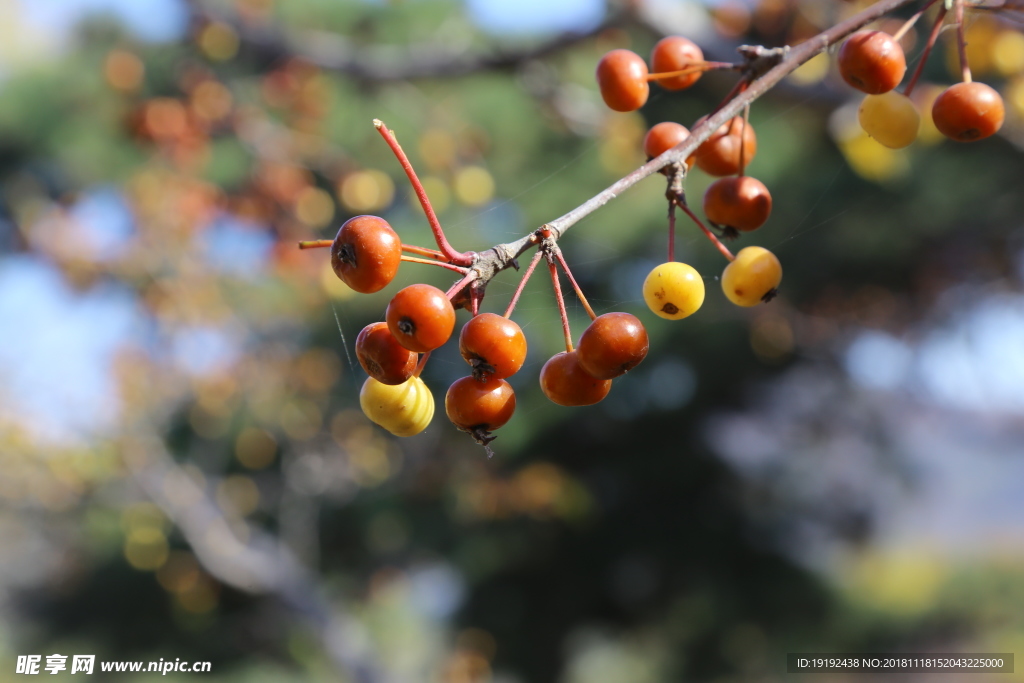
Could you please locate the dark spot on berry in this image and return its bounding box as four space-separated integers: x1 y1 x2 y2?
959 128 980 140
339 242 357 266
761 288 778 303
469 356 497 381
661 302 679 315
397 317 416 336
366 359 382 376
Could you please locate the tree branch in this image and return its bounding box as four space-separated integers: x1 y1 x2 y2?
459 0 921 293
189 0 626 83
121 433 382 682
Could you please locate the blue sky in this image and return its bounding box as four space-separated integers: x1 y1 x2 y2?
19 0 189 43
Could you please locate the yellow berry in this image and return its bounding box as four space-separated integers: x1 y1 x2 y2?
359 375 434 437
858 91 920 149
643 261 705 320
721 246 782 307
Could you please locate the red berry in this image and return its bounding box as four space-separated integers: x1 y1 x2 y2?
355 322 418 385
702 176 772 232
386 284 456 353
576 312 649 380
445 376 516 433
694 116 757 176
330 215 401 293
458 313 527 380
596 49 649 112
643 122 693 168
931 82 1005 142
837 30 907 95
650 36 704 91
539 351 612 407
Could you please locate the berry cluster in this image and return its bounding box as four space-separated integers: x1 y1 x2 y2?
301 126 655 451
597 38 782 320
300 0 1015 452
838 9 1005 149
324 212 653 445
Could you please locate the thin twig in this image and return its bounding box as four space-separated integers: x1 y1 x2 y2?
414 351 431 377
374 120 474 266
553 249 597 321
668 201 677 263
548 259 574 353
646 61 740 80
893 0 940 40
904 5 948 96
298 239 333 250
739 104 750 176
402 243 446 259
955 0 972 82
401 255 469 273
446 271 478 299
676 199 735 262
503 250 544 318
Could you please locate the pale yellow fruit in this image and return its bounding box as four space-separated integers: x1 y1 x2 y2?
642 261 705 320
721 246 782 307
858 92 920 149
359 375 434 437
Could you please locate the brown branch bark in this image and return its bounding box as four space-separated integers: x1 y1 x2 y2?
188 0 625 83
121 433 383 681
459 0 921 296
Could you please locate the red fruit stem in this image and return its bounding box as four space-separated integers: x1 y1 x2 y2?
503 250 544 318
739 104 750 177
548 259 574 353
402 243 446 259
400 254 470 273
668 201 677 263
710 78 750 117
892 0 940 41
904 5 948 96
446 271 478 299
645 62 739 81
955 0 971 82
537 0 919 244
297 239 333 250
373 119 474 266
414 350 431 378
675 199 735 262
553 249 597 321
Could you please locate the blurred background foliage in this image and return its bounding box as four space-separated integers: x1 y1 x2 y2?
1 0 1024 680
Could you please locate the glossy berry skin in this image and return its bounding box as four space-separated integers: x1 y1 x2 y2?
650 36 704 91
355 322 418 385
330 215 401 293
695 117 757 176
837 31 907 94
642 262 705 320
721 246 782 307
931 82 1005 142
386 284 456 353
643 122 692 168
702 176 772 232
576 312 649 380
858 91 919 148
458 313 527 380
596 49 649 112
445 376 516 432
539 351 612 407
360 375 434 437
